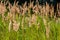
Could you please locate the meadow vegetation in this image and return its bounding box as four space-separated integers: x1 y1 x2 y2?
0 1 60 40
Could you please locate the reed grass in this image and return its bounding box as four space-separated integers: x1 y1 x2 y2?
0 1 60 40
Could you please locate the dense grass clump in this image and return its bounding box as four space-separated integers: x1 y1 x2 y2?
0 1 60 40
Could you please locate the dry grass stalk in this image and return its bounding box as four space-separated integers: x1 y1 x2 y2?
43 18 50 38
42 5 46 16
13 20 20 31
49 5 54 18
33 4 39 14
0 1 6 21
46 26 50 39
46 2 50 17
9 20 12 32
28 1 34 8
30 14 37 25
22 2 27 16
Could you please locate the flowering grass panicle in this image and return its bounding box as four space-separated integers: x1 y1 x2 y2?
0 1 7 21
13 20 20 31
